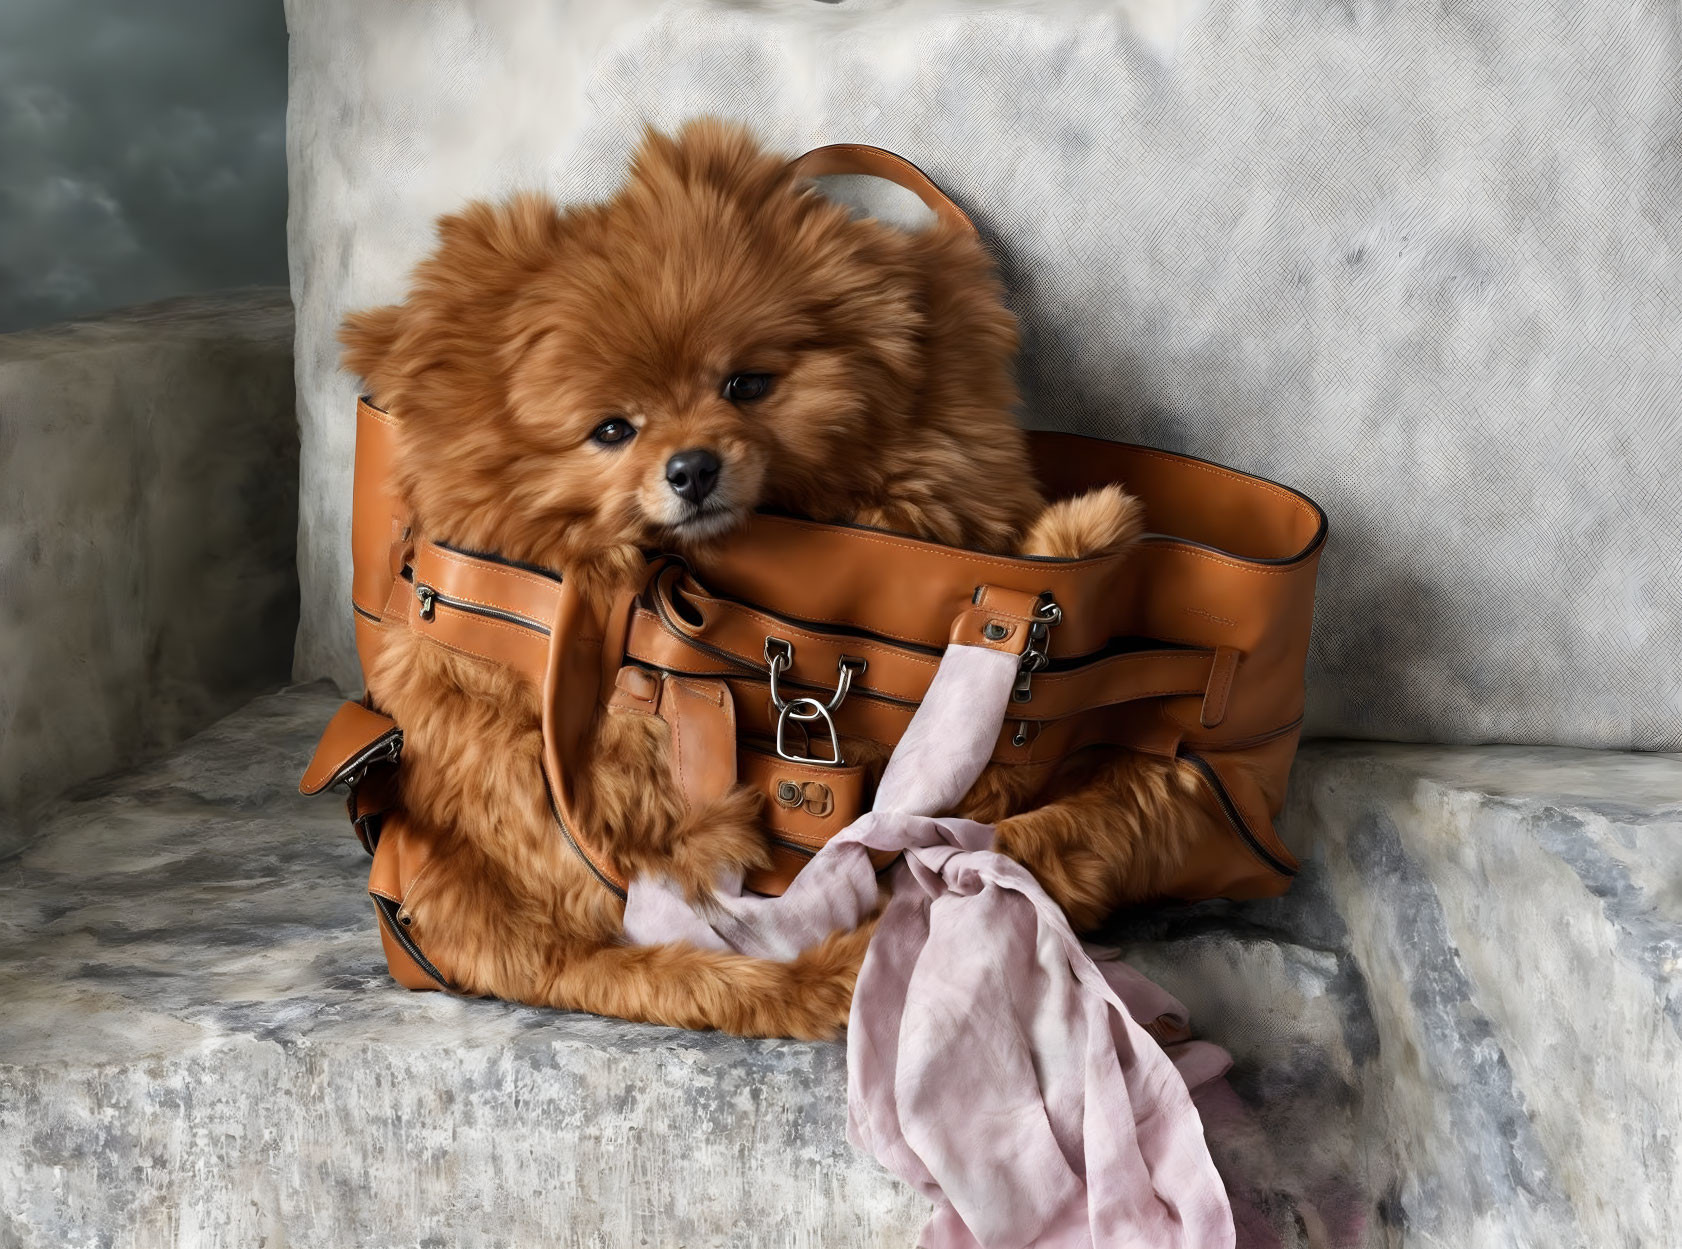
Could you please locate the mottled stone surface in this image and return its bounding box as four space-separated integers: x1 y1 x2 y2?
0 686 924 1248
2 688 1676 1245
0 290 299 856
1131 743 1682 1249
286 0 1682 749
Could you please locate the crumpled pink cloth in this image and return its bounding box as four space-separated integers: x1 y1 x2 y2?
624 644 1237 1249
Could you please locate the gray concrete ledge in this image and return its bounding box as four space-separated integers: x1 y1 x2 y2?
0 289 298 856
2 686 1676 1246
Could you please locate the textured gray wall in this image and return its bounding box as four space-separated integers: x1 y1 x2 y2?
287 0 1682 750
0 0 287 333
0 291 299 856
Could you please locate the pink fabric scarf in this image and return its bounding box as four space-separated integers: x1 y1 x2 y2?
624 643 1237 1249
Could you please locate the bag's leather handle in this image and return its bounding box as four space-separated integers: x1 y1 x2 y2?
790 143 978 236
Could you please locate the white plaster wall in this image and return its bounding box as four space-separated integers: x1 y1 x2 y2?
287 0 1682 749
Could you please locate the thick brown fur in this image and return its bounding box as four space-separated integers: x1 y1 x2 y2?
341 120 1228 1039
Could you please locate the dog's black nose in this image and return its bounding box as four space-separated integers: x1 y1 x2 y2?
665 448 721 505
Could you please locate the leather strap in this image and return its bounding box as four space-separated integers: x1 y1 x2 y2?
662 675 740 814
790 143 977 236
608 666 741 814
739 747 891 896
540 579 631 897
319 385 1325 922
367 814 452 990
625 566 1225 724
404 541 563 687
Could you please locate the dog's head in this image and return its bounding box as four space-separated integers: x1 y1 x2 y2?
342 120 1023 593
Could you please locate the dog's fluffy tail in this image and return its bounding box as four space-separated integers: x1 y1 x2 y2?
1020 485 1144 559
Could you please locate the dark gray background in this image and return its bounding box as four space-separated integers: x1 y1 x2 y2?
0 0 287 333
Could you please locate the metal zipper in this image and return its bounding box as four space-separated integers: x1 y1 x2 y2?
1179 753 1297 877
415 583 551 635
370 895 451 989
338 730 403 789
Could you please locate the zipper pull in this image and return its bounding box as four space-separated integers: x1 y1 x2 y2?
1011 595 1062 704
416 584 437 621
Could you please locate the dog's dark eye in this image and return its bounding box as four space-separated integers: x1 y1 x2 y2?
591 419 636 446
722 372 773 403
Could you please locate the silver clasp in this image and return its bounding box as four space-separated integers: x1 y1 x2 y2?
765 637 865 767
1012 594 1062 704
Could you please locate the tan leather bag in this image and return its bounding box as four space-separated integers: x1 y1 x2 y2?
301 146 1328 991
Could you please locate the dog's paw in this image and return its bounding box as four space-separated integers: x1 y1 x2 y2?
781 920 874 1039
666 785 772 899
1020 485 1144 559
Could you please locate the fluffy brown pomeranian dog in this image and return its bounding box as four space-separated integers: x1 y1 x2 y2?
340 120 1226 1039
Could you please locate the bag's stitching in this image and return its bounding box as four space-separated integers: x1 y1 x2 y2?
974 586 1038 617
1116 444 1316 510
426 543 559 594
668 679 691 805
734 607 933 650
423 546 564 604
764 516 1115 571
417 617 548 673
401 857 442 915
672 677 727 708
682 589 942 665
424 611 546 644
1138 541 1314 577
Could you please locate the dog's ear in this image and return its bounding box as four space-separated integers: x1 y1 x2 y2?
338 304 405 402
338 194 566 418
627 118 795 214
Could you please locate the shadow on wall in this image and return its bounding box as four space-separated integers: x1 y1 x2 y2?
0 0 288 333
989 227 1522 747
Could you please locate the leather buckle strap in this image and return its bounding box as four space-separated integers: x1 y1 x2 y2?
628 565 1228 724
1200 646 1242 730
952 584 1064 703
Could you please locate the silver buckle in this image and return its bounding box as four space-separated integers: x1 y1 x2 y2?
765 637 865 767
1012 595 1062 704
